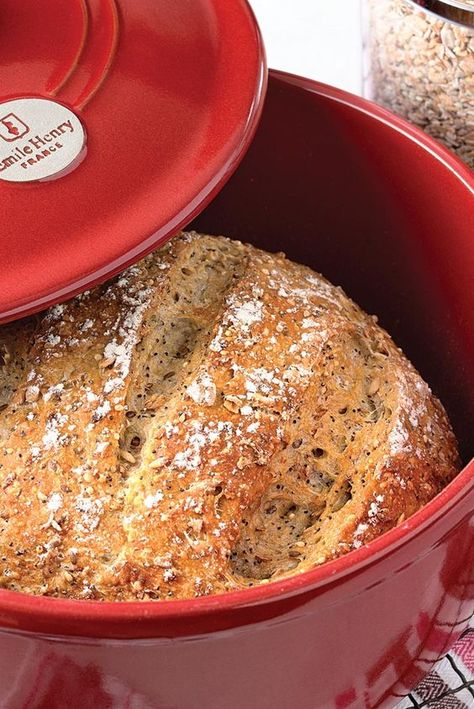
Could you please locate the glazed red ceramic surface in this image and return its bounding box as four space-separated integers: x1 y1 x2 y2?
0 73 473 709
0 0 266 323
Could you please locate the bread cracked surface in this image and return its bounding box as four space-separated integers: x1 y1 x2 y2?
0 232 460 600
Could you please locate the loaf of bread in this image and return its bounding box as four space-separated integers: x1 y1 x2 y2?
0 232 459 600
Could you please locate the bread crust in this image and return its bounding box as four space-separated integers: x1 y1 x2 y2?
0 233 460 600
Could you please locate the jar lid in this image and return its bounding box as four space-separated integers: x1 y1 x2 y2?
411 0 474 26
0 0 266 323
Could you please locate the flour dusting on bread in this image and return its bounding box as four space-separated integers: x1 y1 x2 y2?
0 232 460 600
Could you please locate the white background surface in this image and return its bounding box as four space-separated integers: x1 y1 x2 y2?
249 0 363 95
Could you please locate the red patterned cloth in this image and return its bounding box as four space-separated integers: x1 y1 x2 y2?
396 627 474 708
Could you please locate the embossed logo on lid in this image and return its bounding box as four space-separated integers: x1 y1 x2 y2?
0 98 86 182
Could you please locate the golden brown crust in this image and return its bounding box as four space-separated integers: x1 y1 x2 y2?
0 232 460 600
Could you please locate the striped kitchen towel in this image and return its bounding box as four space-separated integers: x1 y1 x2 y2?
396 626 474 708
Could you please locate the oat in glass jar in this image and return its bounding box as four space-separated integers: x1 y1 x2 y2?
363 0 474 167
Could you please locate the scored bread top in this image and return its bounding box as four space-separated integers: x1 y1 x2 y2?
0 232 460 600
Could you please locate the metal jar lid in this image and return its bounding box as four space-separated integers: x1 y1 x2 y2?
409 0 474 26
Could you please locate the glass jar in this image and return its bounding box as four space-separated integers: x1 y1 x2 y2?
363 0 474 168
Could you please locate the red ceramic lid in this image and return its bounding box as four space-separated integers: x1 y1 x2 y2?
0 0 266 323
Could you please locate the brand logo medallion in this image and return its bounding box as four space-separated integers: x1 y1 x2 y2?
0 98 86 183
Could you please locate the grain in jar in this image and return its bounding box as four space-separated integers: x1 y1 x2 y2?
363 0 474 167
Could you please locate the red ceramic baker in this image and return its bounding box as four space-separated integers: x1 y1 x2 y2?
0 0 265 322
0 3 473 709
